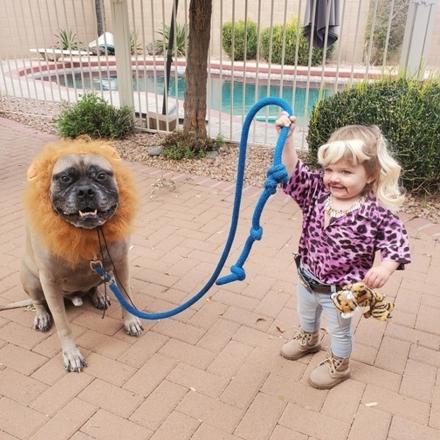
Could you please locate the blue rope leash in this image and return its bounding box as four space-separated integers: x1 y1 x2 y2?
92 97 293 319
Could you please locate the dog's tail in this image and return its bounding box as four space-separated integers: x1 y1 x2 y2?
0 299 34 311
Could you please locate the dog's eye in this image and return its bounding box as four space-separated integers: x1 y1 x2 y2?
60 175 72 184
96 172 107 181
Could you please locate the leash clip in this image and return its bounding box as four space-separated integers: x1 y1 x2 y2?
90 259 113 283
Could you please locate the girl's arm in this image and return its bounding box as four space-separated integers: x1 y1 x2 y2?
276 112 297 177
363 260 399 289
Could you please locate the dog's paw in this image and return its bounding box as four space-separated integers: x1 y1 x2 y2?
62 347 87 372
124 316 144 336
33 311 52 332
89 289 111 310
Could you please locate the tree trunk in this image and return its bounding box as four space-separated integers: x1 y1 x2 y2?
183 0 212 139
95 0 106 37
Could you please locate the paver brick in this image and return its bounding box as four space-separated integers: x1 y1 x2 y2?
192 423 245 440
177 391 243 433
375 336 411 374
0 397 47 439
117 331 169 368
430 386 440 429
400 359 436 402
29 372 93 417
123 353 177 396
279 402 350 440
389 415 440 440
353 318 385 348
410 345 440 368
212 289 260 311
30 398 96 440
149 410 199 440
223 306 273 331
347 405 391 440
31 355 75 386
153 318 205 344
207 339 254 378
0 343 47 375
351 343 378 365
0 368 48 405
130 380 188 430
32 323 87 358
81 409 152 440
362 383 430 424
235 392 286 440
262 371 327 411
385 322 440 350
197 319 240 352
415 305 440 335
0 430 21 440
78 378 144 418
168 362 229 397
0 321 49 350
159 338 216 369
189 300 229 329
220 363 268 409
321 379 365 423
77 329 132 359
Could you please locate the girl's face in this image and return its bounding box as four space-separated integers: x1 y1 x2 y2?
323 159 374 201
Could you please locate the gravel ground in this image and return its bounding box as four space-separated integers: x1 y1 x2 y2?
1 96 439 223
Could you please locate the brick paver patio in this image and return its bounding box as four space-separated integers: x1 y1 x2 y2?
0 117 439 440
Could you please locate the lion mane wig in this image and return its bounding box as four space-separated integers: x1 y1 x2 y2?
24 139 138 265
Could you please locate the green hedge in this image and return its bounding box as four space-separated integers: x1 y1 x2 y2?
307 78 440 193
260 19 332 66
222 20 258 61
56 93 134 139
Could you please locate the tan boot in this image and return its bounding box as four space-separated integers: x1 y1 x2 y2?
308 352 350 389
280 328 321 360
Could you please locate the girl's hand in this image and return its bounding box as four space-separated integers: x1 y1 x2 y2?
275 112 296 138
363 264 395 289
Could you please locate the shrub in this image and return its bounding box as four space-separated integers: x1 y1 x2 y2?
260 18 333 66
155 23 187 57
222 20 258 61
161 131 219 160
56 93 135 139
130 32 143 55
307 78 440 194
55 29 82 50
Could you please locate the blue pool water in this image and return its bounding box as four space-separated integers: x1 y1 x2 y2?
58 72 333 121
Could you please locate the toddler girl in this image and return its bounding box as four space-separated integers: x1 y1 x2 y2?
276 113 411 389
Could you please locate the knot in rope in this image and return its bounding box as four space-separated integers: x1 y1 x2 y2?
230 265 246 281
264 164 288 194
267 164 288 184
250 226 263 240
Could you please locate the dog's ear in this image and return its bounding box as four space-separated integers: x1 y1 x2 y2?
100 144 122 161
27 162 39 181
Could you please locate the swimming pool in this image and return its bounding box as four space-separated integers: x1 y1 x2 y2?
55 71 333 122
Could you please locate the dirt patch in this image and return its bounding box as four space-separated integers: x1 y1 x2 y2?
1 96 438 224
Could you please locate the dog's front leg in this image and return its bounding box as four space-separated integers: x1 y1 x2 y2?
114 259 144 336
39 273 87 372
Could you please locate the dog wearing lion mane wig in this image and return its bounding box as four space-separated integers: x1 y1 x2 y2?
21 138 144 372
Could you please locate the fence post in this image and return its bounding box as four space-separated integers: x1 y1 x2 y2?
110 0 134 109
399 0 438 78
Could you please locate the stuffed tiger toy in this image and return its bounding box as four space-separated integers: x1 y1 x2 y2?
331 282 395 321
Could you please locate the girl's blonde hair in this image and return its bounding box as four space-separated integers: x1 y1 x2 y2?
317 125 404 210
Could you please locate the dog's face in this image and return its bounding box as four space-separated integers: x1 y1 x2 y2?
50 154 119 229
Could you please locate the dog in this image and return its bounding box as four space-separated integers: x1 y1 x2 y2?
20 139 143 372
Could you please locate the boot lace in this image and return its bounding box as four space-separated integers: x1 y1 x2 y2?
292 327 327 347
320 354 344 374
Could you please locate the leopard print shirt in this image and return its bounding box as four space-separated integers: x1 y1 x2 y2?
282 160 411 285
